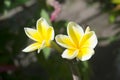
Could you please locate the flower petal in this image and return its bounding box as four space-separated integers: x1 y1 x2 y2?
67 22 84 46
77 48 94 61
36 18 50 39
85 26 90 34
80 31 98 48
55 34 75 49
22 42 42 52
62 49 79 59
24 28 42 41
37 40 46 53
46 27 54 41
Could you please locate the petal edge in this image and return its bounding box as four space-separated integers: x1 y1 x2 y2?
55 34 75 49
62 49 78 59
67 22 84 45
22 42 42 52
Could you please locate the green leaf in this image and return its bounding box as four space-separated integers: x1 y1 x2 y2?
40 9 51 25
43 47 51 59
109 14 116 23
4 0 11 8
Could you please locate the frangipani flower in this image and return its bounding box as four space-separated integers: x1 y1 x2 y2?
22 18 54 53
55 22 98 61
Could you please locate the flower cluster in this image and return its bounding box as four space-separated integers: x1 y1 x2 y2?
23 17 98 61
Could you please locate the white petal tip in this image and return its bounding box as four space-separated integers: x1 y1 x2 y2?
80 53 94 61
68 22 75 27
61 54 75 60
24 27 29 31
61 54 72 60
22 49 29 53
61 50 79 60
37 49 41 54
37 17 45 23
22 47 37 53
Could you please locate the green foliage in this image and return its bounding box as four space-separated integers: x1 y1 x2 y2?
109 13 116 23
86 0 120 23
43 47 51 59
0 0 28 13
4 0 11 8
36 51 72 80
112 0 120 4
40 9 51 25
78 61 92 80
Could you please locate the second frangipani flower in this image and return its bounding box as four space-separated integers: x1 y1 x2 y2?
22 18 54 53
55 22 98 61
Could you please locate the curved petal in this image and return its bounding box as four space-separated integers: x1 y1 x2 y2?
37 40 46 53
55 34 75 49
62 49 79 59
22 42 42 52
36 18 50 39
80 31 98 48
46 27 54 41
77 48 94 61
24 28 42 41
67 22 84 46
85 26 90 34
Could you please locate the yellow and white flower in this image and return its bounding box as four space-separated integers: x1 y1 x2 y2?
55 22 98 61
22 17 54 53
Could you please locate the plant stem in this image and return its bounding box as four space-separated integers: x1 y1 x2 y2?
51 41 81 80
68 60 81 80
51 41 63 53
